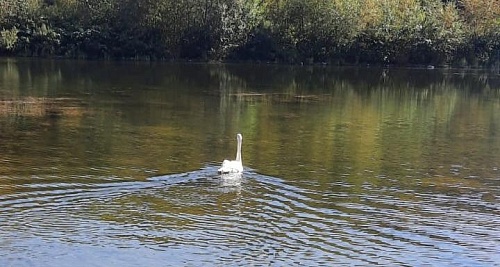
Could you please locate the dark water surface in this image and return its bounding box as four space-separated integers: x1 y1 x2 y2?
0 58 499 266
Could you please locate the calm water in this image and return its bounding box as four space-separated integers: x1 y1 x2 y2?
0 58 499 266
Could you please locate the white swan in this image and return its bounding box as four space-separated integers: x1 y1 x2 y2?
218 133 243 174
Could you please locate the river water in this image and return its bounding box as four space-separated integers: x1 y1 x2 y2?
0 58 499 266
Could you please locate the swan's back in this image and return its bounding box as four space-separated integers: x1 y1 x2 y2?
218 133 243 174
218 159 243 174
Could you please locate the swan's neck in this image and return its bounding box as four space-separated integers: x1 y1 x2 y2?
235 136 242 162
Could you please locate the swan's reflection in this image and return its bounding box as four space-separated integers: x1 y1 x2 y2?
219 172 242 187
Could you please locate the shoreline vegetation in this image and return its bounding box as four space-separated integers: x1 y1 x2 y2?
0 0 498 68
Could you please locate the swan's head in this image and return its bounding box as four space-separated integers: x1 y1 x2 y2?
237 133 242 142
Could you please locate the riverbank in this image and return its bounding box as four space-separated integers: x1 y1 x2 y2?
0 0 498 67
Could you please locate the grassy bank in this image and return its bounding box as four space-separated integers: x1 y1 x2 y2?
0 0 499 67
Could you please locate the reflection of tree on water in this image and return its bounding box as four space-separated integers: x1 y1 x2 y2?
1 59 499 182
211 64 500 186
0 97 85 118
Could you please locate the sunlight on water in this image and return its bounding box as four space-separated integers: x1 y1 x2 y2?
0 59 499 266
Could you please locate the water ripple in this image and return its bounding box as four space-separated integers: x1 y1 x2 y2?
0 167 499 266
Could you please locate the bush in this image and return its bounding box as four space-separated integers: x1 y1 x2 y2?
0 0 497 67
460 0 500 66
0 27 18 51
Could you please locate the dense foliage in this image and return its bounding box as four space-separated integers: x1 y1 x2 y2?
0 0 498 66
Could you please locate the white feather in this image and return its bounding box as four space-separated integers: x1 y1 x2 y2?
218 134 243 174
